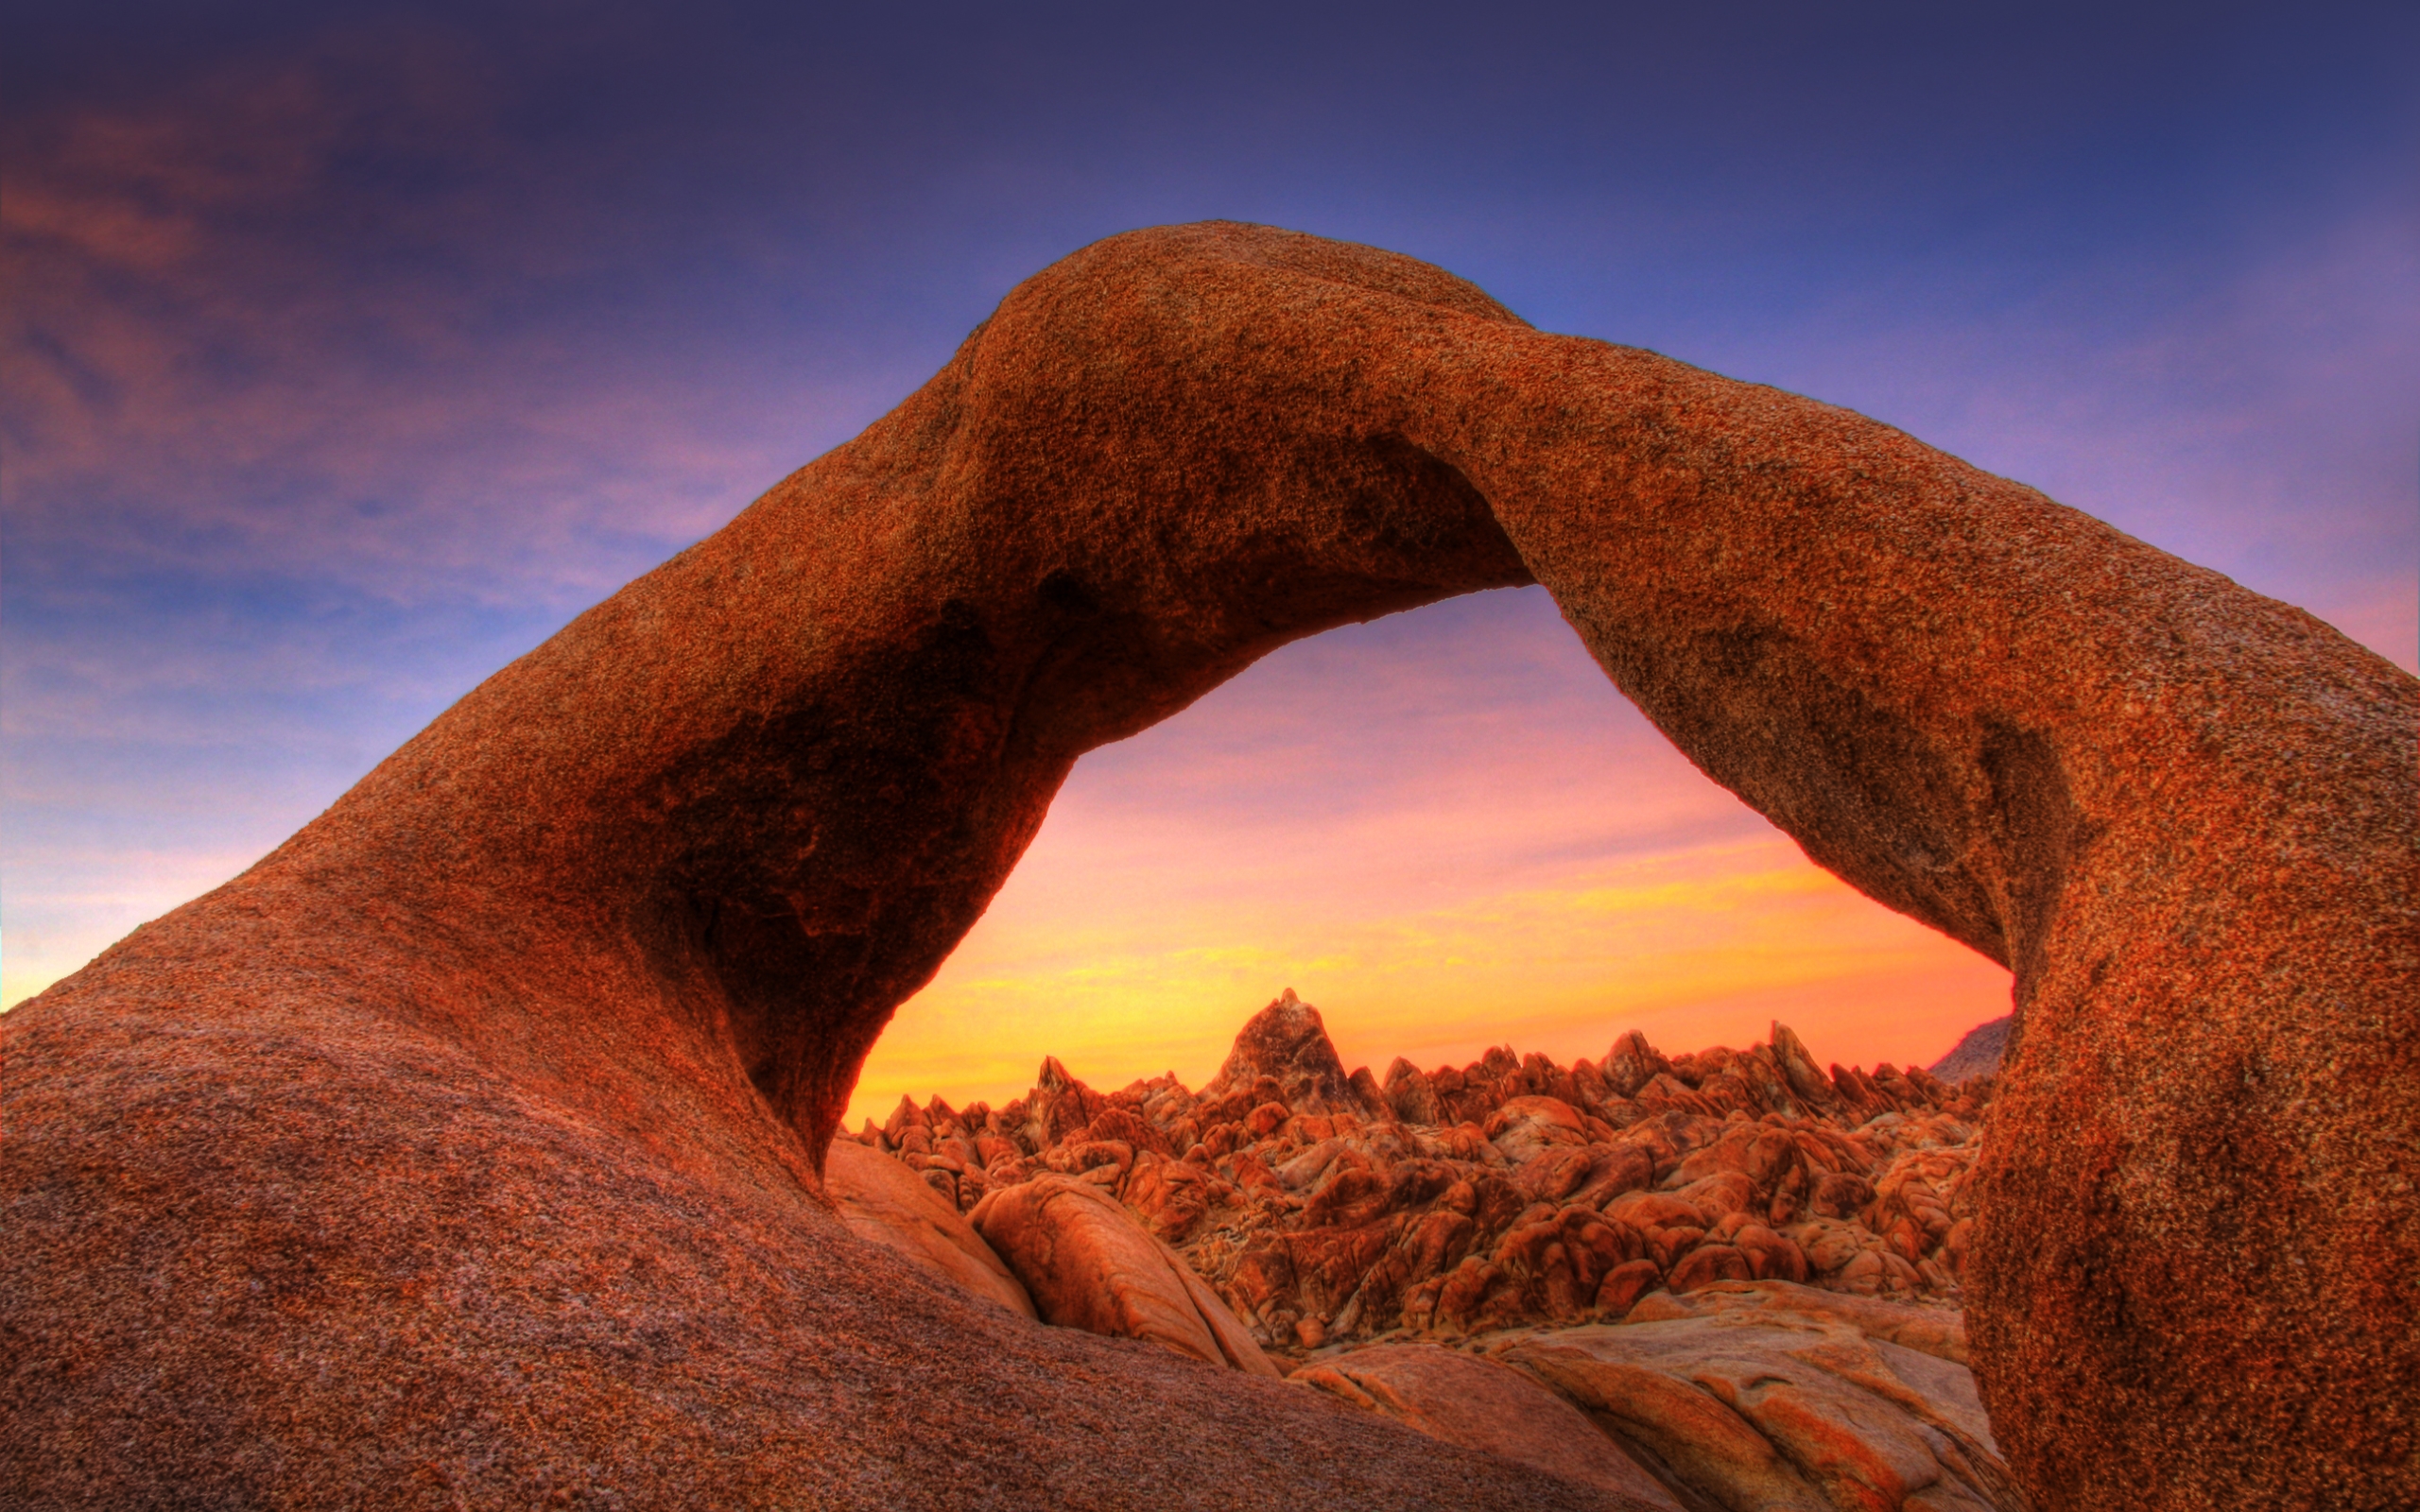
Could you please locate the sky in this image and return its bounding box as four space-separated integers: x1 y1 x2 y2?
4 2 2412 1127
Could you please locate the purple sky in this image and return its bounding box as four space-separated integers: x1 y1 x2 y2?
6 4 2413 1095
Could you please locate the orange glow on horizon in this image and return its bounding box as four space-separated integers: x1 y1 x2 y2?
845 831 2010 1128
844 589 2013 1129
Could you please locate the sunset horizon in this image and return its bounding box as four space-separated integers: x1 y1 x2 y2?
840 586 2014 1130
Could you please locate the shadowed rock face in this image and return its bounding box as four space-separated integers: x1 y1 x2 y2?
1930 1018 2011 1084
3 222 2411 1510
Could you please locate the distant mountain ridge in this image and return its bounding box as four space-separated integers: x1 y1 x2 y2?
1930 1017 2011 1084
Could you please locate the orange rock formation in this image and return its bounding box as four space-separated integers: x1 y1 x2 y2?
859 995 1993 1351
858 1001 2029 1509
5 222 2411 1510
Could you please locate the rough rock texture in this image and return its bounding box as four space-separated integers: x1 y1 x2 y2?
1507 1313 2028 1512
969 1174 1280 1376
4 222 2411 1510
823 1137 1035 1318
1661 1280 1976 1367
1294 1343 1681 1508
863 1001 1993 1356
1927 1020 2009 1085
1200 988 1373 1116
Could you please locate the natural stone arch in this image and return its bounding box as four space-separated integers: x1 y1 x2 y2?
5 223 2411 1511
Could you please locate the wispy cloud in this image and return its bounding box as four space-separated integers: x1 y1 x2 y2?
0 22 904 610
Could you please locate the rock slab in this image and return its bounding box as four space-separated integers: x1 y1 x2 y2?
1507 1315 2027 1512
823 1137 1035 1318
972 1174 1281 1377
1296 1343 1682 1508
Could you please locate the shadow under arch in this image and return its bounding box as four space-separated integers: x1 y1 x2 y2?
9 223 2412 1512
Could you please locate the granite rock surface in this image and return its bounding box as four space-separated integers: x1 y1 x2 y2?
1506 1311 2024 1512
969 1174 1280 1376
823 1136 1035 1318
858 997 1994 1355
6 221 2411 1510
1927 1020 2010 1085
1294 1343 1682 1508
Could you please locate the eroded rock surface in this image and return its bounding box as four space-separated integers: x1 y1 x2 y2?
970 1173 1279 1376
1201 988 1373 1116
1295 1343 1681 1509
1507 1314 2026 1512
1927 1020 2009 1085
6 221 2411 1510
859 995 1991 1356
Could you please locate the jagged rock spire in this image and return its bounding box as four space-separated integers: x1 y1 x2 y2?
1203 988 1373 1116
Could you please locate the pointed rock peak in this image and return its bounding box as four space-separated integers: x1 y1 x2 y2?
1206 988 1366 1114
1036 1055 1078 1092
1601 1029 1671 1099
1768 1022 1839 1106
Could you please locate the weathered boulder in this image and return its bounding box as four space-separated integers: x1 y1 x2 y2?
1296 1343 1682 1508
1507 1315 2026 1512
1383 1057 1446 1125
822 1137 1036 1317
1118 1149 1214 1241
1486 1093 1593 1163
971 1174 1281 1377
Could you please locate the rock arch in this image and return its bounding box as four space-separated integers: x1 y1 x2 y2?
5 223 2411 1511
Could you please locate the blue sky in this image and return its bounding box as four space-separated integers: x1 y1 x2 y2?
6 3 2412 1097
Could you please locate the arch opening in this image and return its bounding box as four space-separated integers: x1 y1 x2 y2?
843 584 2015 1133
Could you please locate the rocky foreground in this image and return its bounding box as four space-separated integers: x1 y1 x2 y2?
835 991 2024 1511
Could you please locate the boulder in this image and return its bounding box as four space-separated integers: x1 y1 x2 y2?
822 1138 1035 1318
1383 1057 1445 1125
1295 1343 1682 1509
1770 1023 1841 1110
1485 1094 1591 1163
971 1174 1281 1377
1602 1031 1674 1100
1506 1315 2025 1511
